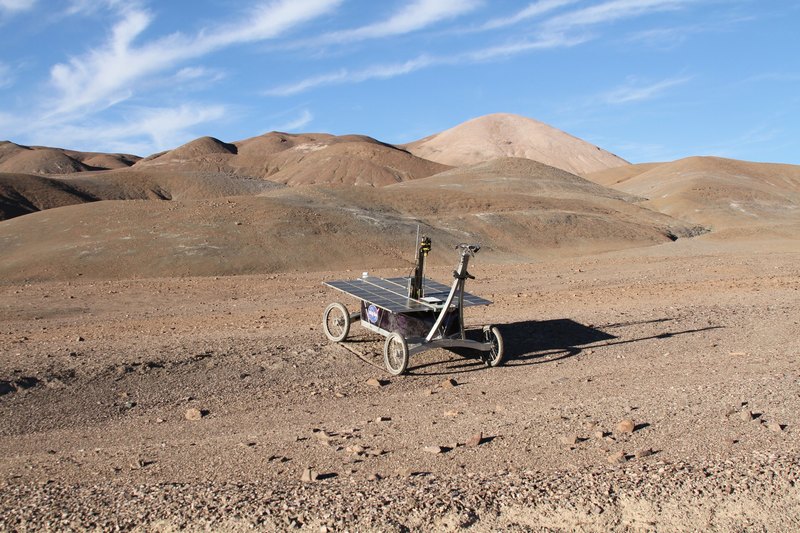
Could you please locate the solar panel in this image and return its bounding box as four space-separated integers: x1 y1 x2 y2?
324 276 491 314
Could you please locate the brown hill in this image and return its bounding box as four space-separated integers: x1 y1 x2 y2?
0 141 140 174
402 113 629 175
0 148 91 175
0 158 705 282
0 170 281 221
586 157 800 233
135 132 447 186
0 173 94 220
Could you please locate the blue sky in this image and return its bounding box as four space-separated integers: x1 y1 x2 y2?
1 0 798 164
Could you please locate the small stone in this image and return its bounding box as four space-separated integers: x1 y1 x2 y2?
366 378 385 388
375 416 391 423
607 451 627 464
441 378 458 389
76 336 85 342
465 432 483 447
346 445 365 455
334 392 346 398
739 410 754 421
155 418 165 424
185 408 206 421
444 410 460 417
635 448 654 458
367 473 381 481
616 419 635 433
594 430 606 439
424 445 443 454
767 422 784 433
560 434 579 446
301 467 318 482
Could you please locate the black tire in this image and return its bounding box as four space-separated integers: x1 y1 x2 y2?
383 333 409 375
323 302 350 342
483 326 505 367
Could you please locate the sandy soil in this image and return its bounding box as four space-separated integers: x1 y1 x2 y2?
1 235 798 531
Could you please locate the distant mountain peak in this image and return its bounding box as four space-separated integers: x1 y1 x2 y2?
403 113 628 176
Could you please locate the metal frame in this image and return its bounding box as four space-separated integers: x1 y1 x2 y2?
323 241 503 374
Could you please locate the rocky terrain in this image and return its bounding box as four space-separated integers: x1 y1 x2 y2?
1 113 799 530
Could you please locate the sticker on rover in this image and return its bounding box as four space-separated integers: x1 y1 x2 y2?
367 304 379 324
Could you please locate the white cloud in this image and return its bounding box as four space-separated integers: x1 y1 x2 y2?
0 0 36 12
46 0 342 116
0 61 12 88
266 56 439 96
273 109 314 131
265 33 583 96
297 0 481 46
602 76 691 104
33 103 227 154
544 0 692 32
480 0 579 30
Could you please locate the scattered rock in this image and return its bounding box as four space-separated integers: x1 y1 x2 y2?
594 430 606 439
375 416 391 423
465 432 483 447
366 378 386 388
424 445 444 454
76 336 85 342
444 410 460 417
184 408 206 421
635 448 654 458
367 473 381 481
441 378 458 389
607 451 627 464
346 445 365 455
560 434 579 446
616 419 635 434
739 410 754 421
301 468 318 482
767 422 784 433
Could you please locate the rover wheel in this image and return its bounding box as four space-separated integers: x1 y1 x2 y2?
483 326 505 367
323 302 350 342
383 333 409 375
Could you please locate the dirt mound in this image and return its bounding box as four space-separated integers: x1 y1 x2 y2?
80 153 140 170
136 132 446 186
0 173 94 220
587 157 800 232
263 140 449 186
403 113 629 175
0 169 282 221
0 148 91 175
0 159 705 281
0 142 140 174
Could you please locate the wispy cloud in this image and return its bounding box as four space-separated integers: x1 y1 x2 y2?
480 0 579 30
32 103 227 154
266 32 588 97
544 0 692 32
273 109 314 131
0 61 12 89
0 0 36 13
266 55 439 96
46 0 342 116
602 76 692 104
304 0 482 46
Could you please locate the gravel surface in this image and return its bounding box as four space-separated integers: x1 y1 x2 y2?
1 236 799 531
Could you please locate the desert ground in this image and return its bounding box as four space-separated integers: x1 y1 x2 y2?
1 114 799 531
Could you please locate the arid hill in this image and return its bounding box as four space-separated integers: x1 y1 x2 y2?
403 113 629 175
0 141 140 174
0 158 704 282
0 170 281 221
136 132 449 186
587 156 800 234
